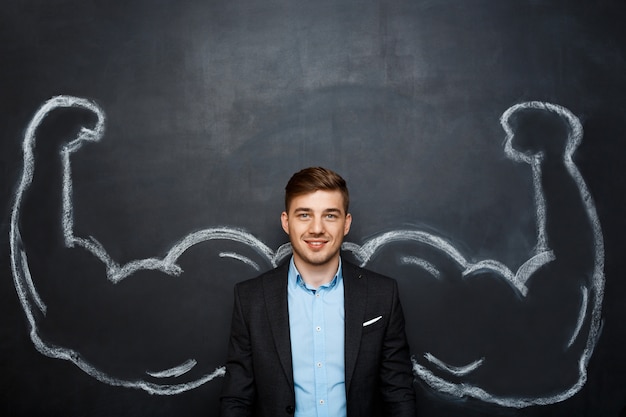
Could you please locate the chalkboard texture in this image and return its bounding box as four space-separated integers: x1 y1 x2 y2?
2 1 626 416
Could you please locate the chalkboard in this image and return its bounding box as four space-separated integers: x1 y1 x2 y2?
2 1 626 416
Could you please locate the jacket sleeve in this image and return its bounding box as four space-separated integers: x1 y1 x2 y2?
220 284 255 417
380 280 417 417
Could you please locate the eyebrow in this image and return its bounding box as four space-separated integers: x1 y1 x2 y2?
293 207 343 214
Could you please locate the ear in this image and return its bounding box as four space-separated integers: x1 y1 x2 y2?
344 213 352 236
281 211 289 235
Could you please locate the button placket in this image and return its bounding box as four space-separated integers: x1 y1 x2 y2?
313 287 328 416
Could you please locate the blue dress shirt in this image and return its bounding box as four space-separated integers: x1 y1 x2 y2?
287 258 346 417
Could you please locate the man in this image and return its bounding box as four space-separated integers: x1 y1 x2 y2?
220 167 416 417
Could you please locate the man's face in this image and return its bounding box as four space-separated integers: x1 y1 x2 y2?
281 190 352 270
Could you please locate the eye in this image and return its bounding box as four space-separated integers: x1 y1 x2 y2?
298 213 310 219
326 214 337 220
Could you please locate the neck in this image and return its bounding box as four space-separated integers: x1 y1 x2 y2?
294 257 340 289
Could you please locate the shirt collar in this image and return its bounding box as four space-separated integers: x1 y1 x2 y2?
288 256 343 291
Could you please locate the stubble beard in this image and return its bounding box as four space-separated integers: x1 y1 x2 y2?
291 239 341 268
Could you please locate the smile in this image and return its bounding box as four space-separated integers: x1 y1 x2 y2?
305 240 328 248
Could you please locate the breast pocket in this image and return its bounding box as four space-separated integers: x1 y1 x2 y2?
361 315 385 335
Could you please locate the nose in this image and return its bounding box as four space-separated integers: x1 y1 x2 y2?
309 216 324 234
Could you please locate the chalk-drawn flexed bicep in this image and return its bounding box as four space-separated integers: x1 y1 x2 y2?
358 102 604 407
10 96 276 394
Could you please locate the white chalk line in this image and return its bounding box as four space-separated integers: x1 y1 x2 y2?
146 359 197 378
20 250 46 315
424 352 485 377
566 286 589 349
349 229 543 297
412 354 588 408
400 256 441 279
9 97 605 406
219 252 262 271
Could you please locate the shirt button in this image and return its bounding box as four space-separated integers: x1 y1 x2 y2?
317 362 322 367
316 326 321 332
315 293 320 297
319 399 325 405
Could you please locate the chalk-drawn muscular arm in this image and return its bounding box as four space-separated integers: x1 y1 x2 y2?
500 102 603 357
501 102 604 384
354 102 604 407
10 96 276 394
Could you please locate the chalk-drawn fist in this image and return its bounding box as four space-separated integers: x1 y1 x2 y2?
502 101 581 162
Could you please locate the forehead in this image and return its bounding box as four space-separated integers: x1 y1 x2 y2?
288 190 346 213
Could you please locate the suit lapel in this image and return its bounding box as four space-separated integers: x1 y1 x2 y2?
343 262 367 393
262 264 294 390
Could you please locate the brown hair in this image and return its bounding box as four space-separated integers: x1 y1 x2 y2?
284 167 350 213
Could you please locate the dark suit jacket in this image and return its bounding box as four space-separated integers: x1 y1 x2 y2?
220 260 416 417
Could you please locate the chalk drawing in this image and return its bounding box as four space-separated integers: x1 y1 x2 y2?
373 101 603 408
567 286 589 349
10 96 604 406
146 359 198 379
10 96 243 394
219 252 262 271
400 255 441 279
424 352 485 377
